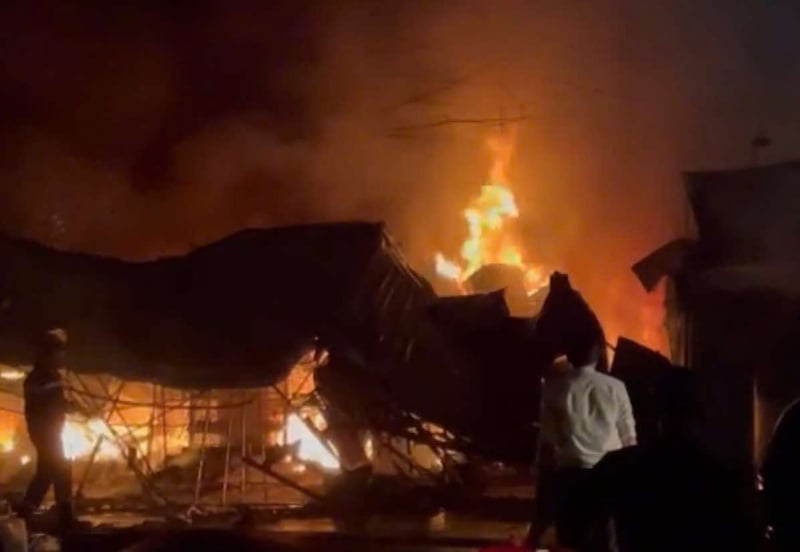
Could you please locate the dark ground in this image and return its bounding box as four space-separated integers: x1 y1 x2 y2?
64 512 529 551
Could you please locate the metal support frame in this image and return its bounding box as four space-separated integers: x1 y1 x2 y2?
63 372 327 512
93 376 157 478
378 435 438 480
240 391 247 498
160 386 168 465
222 391 234 505
270 384 340 461
147 384 157 465
74 382 125 501
257 390 268 501
61 362 464 512
69 373 169 506
242 456 323 502
193 400 211 506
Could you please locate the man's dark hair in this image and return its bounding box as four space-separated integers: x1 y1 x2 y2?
657 370 701 432
565 327 599 368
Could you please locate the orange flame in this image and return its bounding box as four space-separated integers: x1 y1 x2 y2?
285 413 339 470
61 418 121 460
61 417 151 461
435 131 548 295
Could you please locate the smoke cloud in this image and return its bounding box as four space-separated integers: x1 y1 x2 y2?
1 0 799 348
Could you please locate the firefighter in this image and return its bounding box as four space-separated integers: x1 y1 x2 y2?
17 328 75 531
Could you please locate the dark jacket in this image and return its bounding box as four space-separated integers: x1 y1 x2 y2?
24 365 68 439
563 433 757 551
762 399 800 549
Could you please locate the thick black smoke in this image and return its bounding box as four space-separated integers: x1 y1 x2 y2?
1 0 799 346
0 0 447 255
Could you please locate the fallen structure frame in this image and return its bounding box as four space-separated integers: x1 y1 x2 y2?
0 221 664 524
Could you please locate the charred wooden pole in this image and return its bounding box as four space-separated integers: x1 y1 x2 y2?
161 386 168 464
74 382 125 501
95 376 156 477
240 391 248 498
70 374 169 506
381 436 437 479
290 368 313 401
222 392 234 506
193 401 211 505
188 391 195 448
74 436 105 501
282 382 288 448
242 456 323 502
258 390 268 502
147 384 157 465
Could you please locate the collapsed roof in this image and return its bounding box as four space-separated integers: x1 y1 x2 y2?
0 222 557 461
0 222 434 388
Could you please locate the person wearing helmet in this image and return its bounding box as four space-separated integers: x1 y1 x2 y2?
17 328 75 532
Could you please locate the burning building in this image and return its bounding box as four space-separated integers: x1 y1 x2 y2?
0 213 551 511
0 124 674 520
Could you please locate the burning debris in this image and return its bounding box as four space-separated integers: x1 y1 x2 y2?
285 413 339 471
0 357 344 510
0 182 659 523
61 418 138 462
0 217 545 496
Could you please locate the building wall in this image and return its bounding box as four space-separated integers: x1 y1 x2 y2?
686 288 800 471
689 305 754 469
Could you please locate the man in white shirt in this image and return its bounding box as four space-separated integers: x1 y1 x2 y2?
531 340 637 550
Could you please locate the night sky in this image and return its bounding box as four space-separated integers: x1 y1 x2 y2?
1 0 799 346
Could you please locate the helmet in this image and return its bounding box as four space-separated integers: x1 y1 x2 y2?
39 328 68 351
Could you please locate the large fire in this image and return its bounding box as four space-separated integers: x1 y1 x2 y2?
435 131 548 295
46 411 335 468
61 418 150 461
0 362 342 486
285 413 339 470
0 418 150 462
